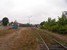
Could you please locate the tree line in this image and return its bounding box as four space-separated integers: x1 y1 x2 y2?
40 14 67 34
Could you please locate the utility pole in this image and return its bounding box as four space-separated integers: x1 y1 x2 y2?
28 16 32 24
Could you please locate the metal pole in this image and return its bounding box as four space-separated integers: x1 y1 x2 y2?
28 16 32 24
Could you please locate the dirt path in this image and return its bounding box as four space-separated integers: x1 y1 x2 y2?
0 28 26 50
0 28 38 50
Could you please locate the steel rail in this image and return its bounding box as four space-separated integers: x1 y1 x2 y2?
37 32 49 50
53 39 67 50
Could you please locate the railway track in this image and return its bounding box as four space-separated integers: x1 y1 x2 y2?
50 39 67 50
49 39 67 50
35 28 67 50
37 32 49 50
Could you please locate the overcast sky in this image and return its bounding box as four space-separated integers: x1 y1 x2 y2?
0 0 67 24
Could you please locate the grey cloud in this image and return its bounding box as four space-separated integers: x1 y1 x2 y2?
0 0 67 24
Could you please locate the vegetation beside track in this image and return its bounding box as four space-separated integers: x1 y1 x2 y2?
0 28 39 50
0 29 17 37
40 14 67 34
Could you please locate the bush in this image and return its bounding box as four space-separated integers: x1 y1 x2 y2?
40 15 67 34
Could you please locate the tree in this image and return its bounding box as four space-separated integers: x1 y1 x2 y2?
57 15 67 27
40 21 45 29
2 17 9 26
